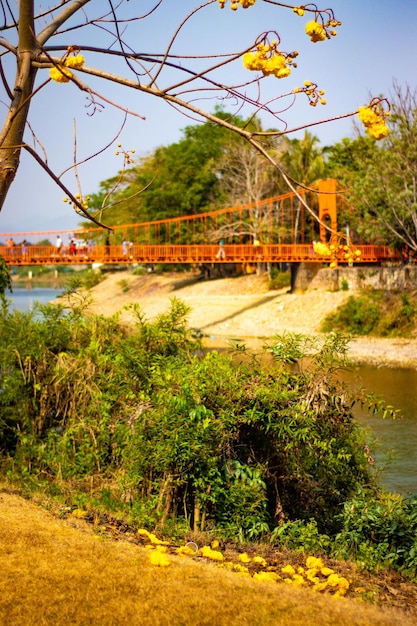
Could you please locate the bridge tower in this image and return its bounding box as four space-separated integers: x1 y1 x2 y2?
318 179 337 243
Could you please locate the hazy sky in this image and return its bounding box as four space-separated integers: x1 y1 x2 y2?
1 0 416 234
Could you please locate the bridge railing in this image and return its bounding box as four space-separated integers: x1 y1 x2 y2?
0 243 402 265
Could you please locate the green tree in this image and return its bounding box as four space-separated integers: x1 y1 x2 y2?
87 114 235 225
326 84 417 252
280 131 326 242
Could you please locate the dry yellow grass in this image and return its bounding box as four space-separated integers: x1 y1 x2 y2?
1 490 415 626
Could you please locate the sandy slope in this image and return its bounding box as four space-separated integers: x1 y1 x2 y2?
87 271 417 369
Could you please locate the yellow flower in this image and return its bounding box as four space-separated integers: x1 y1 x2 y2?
238 552 251 563
321 566 335 577
367 122 389 140
176 545 196 557
148 532 169 545
276 67 291 79
313 242 331 256
199 545 224 561
305 21 326 43
65 55 84 69
253 556 267 566
148 550 171 567
293 7 305 16
50 66 72 83
281 564 296 575
253 571 279 583
312 581 328 592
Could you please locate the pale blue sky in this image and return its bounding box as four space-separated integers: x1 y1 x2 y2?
1 0 416 234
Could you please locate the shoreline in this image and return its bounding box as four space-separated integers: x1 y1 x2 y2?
85 271 417 370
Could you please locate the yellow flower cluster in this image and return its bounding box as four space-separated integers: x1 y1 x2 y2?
313 240 362 269
50 53 84 83
62 192 91 215
218 0 256 8
199 545 225 561
243 41 297 79
305 20 326 42
115 142 136 165
148 546 171 567
50 66 72 83
137 528 169 545
281 556 350 597
64 55 85 69
294 80 326 107
305 16 341 43
145 535 356 597
358 102 390 140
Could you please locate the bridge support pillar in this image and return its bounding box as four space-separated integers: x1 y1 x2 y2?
318 179 337 242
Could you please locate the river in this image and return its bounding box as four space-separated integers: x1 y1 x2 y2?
6 284 64 312
6 286 417 497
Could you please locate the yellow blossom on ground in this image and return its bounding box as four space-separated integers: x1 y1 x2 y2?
72 509 87 519
154 545 168 553
253 571 279 583
281 564 296 575
148 533 169 545
233 564 250 573
321 566 335 577
238 553 251 563
148 550 171 567
306 557 324 571
176 545 196 557
253 556 267 566
199 545 224 561
291 574 306 586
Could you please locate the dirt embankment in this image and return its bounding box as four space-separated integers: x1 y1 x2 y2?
86 270 417 369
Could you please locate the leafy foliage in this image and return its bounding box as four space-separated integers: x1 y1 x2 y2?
326 84 417 251
321 291 417 337
2 292 417 575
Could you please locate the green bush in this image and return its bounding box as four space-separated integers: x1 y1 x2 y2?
1 292 406 569
268 268 291 290
321 293 381 335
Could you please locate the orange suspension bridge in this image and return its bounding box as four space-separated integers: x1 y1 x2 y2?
0 180 400 267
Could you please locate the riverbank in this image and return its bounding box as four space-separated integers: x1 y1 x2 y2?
85 270 417 369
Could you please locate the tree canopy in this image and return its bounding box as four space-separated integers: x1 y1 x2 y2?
326 84 417 252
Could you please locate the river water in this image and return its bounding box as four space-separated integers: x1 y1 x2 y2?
6 285 64 312
6 287 417 496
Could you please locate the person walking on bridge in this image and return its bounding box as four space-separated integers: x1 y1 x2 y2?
56 235 62 257
216 239 225 260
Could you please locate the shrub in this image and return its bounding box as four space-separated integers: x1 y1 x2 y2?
322 290 417 337
0 296 393 544
268 268 291 290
